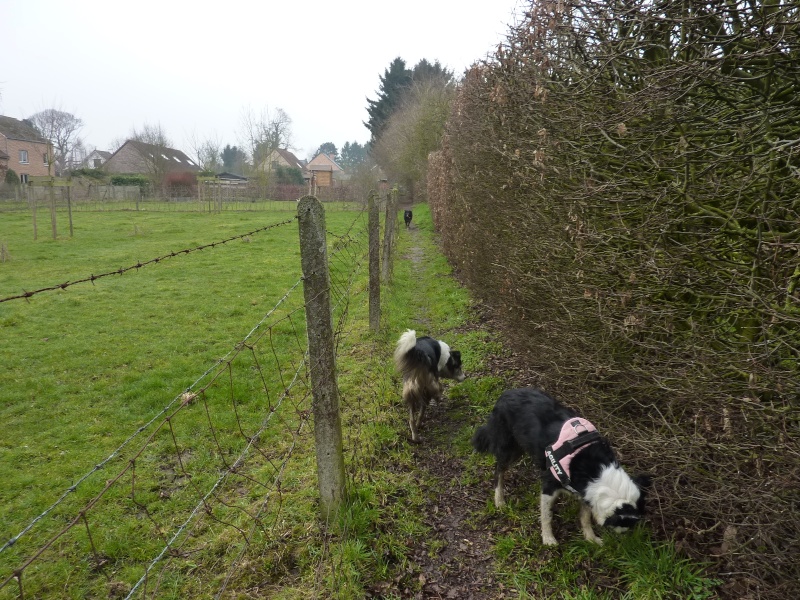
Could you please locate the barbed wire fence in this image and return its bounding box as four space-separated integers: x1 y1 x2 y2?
0 192 398 598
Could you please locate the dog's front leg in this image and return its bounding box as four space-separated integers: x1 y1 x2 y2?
540 489 562 546
579 502 603 545
493 466 506 507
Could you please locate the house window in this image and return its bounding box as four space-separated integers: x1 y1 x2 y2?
93 158 102 168
43 153 49 165
271 161 279 169
19 150 29 164
20 173 29 184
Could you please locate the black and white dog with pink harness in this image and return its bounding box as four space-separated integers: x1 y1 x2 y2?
472 388 650 545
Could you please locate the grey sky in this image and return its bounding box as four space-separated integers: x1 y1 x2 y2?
1 0 522 161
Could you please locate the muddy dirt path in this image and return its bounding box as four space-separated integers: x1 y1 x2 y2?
369 224 513 599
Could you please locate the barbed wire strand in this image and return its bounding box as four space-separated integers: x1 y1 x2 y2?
1 207 374 598
0 276 304 557
0 217 296 304
126 355 311 600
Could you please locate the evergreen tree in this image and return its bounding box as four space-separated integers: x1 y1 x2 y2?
365 57 412 142
315 142 338 159
411 58 454 84
339 141 368 170
221 144 248 174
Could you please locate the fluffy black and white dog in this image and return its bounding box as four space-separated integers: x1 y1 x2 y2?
404 210 413 228
394 329 465 442
472 388 650 545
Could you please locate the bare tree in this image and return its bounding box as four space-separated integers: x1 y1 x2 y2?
108 137 126 153
68 139 89 170
372 78 455 199
187 131 222 173
238 106 294 174
27 108 83 175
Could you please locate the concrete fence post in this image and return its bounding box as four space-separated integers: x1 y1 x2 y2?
297 195 346 519
381 188 398 284
368 190 381 332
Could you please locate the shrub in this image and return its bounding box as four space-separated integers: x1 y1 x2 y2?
69 168 107 181
164 171 197 198
274 165 304 185
110 174 149 187
110 174 150 195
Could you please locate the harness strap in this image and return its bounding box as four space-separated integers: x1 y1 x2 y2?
549 430 601 460
544 418 602 493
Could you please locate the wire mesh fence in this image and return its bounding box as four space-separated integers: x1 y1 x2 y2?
0 195 391 598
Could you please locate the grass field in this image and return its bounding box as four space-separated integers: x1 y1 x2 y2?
0 204 720 599
0 204 371 598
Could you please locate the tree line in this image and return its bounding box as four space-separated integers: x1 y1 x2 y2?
9 105 370 181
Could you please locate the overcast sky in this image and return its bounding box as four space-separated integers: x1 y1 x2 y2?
1 0 523 161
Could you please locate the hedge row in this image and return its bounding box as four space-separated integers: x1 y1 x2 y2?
429 1 799 597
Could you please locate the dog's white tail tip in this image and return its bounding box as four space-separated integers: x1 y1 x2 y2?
394 329 417 362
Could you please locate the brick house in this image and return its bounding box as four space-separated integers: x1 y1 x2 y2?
306 152 344 187
0 115 53 183
103 140 201 176
0 148 8 181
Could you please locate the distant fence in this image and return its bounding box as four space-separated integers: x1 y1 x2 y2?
0 180 363 214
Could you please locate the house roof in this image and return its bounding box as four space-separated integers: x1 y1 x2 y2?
108 139 201 172
307 152 343 172
217 172 248 180
90 150 112 159
275 148 305 170
0 115 48 143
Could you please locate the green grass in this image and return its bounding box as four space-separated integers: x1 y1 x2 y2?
0 206 368 598
0 203 720 599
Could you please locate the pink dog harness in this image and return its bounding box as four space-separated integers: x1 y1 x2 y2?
545 418 601 493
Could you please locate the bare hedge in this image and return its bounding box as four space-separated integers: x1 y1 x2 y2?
429 1 799 597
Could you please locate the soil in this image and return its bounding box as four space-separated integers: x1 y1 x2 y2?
374 414 505 600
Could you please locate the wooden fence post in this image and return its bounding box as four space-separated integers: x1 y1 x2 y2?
368 190 381 331
381 188 398 284
66 184 74 238
30 187 38 241
297 195 346 519
49 183 57 240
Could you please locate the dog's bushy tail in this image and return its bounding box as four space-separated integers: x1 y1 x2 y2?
394 329 421 376
395 330 417 361
471 423 494 454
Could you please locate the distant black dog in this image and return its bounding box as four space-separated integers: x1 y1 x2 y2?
404 210 413 228
394 329 465 442
472 388 650 545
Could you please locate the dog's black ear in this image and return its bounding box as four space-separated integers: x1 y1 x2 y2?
450 351 461 359
633 474 653 491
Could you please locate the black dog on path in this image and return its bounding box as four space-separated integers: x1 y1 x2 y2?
472 388 650 546
404 210 413 228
